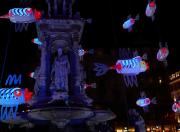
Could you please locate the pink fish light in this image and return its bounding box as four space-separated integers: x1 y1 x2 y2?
172 102 180 113
145 0 157 21
136 98 156 107
78 49 94 57
157 42 169 66
122 14 139 32
94 56 149 76
78 48 94 61
157 47 169 61
83 83 96 89
136 92 157 112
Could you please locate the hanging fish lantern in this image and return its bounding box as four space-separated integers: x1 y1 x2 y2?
83 83 96 89
0 88 33 107
0 8 42 23
145 0 157 21
136 98 156 107
157 42 169 67
172 102 180 113
157 47 169 61
157 42 169 61
31 38 43 46
0 88 33 121
0 8 42 32
93 55 149 76
78 48 94 61
136 92 157 112
122 14 140 32
78 49 94 57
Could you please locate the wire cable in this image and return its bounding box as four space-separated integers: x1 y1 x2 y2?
0 23 12 86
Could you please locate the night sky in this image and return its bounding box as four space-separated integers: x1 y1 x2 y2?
0 0 179 124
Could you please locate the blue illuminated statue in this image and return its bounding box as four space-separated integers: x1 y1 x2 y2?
49 48 70 102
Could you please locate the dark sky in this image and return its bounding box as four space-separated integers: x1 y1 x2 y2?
0 0 179 123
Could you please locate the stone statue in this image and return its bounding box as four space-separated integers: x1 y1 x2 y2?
49 48 70 102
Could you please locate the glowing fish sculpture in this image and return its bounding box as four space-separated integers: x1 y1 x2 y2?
172 102 180 113
157 42 169 66
136 92 157 112
78 49 94 60
0 88 33 121
0 8 42 32
122 14 140 32
145 0 157 21
93 56 149 77
32 38 43 46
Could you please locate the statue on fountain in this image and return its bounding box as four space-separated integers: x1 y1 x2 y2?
49 48 70 103
28 0 93 107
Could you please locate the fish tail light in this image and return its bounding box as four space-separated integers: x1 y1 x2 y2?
34 9 42 20
130 18 135 24
145 62 150 70
109 65 115 70
24 88 33 102
31 39 34 43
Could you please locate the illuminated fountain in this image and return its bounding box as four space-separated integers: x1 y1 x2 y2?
4 0 116 131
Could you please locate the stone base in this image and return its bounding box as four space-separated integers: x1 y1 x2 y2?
1 107 116 132
69 93 93 106
27 96 52 107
